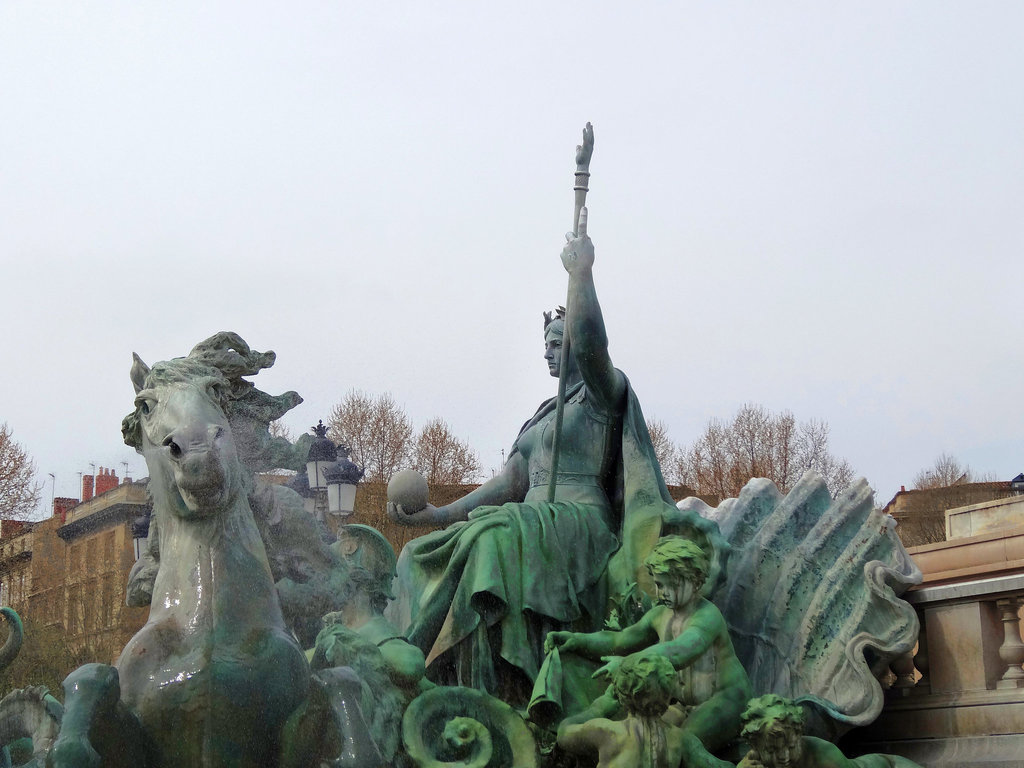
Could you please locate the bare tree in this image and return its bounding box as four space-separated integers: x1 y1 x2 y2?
268 419 294 442
912 453 990 489
328 390 374 469
675 404 854 499
328 391 413 483
414 418 481 485
645 418 678 480
2 611 90 695
0 423 42 520
795 418 854 496
894 453 999 546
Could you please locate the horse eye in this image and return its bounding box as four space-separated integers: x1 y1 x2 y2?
136 397 154 415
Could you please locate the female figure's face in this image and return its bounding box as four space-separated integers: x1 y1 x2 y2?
544 333 563 378
543 320 577 380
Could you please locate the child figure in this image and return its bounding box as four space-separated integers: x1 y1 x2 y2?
557 653 685 768
545 536 752 768
738 695 922 768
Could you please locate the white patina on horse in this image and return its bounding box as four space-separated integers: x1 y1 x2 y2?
50 333 379 768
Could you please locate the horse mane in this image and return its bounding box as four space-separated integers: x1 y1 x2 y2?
121 332 302 471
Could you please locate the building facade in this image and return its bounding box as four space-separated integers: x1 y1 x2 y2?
0 468 152 665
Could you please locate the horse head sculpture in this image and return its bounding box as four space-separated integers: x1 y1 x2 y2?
130 356 243 519
50 333 379 768
122 331 303 509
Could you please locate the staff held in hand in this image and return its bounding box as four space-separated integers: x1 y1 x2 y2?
548 122 595 503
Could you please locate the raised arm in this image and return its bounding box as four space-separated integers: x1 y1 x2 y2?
560 211 626 411
387 451 529 526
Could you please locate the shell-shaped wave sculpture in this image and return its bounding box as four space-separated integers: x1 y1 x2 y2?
673 471 922 739
402 686 537 768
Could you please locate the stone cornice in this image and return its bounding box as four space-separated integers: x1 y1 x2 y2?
57 502 150 541
0 549 31 569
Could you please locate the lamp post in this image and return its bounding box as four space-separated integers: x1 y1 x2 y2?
324 445 364 520
306 421 337 492
131 512 150 561
306 420 364 526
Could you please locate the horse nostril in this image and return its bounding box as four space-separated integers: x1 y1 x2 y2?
163 436 183 459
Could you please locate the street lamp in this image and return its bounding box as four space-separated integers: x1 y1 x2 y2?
324 445 365 518
306 420 337 492
306 420 364 524
131 512 150 561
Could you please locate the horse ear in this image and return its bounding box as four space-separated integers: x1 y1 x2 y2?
130 353 151 394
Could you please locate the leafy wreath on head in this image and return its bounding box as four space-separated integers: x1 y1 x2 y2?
542 306 566 332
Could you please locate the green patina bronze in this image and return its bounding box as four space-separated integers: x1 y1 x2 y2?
737 694 922 768
387 221 727 711
0 127 928 768
557 653 686 768
0 608 23 673
48 333 378 768
545 534 752 768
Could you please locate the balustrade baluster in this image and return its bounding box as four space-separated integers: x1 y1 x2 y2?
912 608 929 694
996 596 1024 689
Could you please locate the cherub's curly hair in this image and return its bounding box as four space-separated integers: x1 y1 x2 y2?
612 654 676 718
643 536 709 589
740 694 805 739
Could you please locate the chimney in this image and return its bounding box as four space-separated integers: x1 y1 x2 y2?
900 485 906 493
95 467 119 496
53 497 78 524
82 474 94 502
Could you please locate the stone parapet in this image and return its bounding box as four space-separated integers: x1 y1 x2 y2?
846 572 1024 765
907 524 1024 586
947 496 1024 540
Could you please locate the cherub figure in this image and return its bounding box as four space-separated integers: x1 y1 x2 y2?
557 653 685 768
737 695 921 768
545 536 752 768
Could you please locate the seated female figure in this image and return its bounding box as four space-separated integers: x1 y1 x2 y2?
388 224 717 704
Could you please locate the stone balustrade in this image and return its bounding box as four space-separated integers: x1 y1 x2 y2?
845 526 1024 766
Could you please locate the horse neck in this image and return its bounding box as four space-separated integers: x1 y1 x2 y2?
150 490 284 630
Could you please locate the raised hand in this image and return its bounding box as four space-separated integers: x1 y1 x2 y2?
561 207 594 274
575 122 594 171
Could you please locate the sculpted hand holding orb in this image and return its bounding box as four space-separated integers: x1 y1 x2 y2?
387 469 430 516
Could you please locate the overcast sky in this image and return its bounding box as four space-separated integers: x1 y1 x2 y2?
2 3 1021 515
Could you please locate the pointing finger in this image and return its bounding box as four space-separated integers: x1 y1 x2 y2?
578 207 588 238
